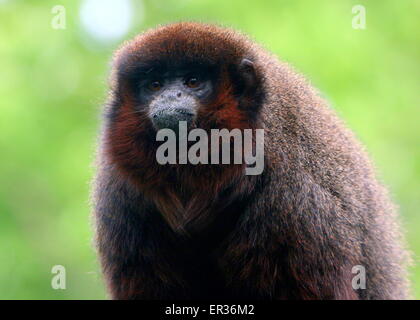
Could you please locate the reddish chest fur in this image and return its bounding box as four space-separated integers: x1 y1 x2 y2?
106 82 253 235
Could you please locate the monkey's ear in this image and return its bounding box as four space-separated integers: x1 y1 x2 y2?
238 58 258 93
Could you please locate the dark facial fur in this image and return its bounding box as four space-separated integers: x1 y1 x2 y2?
138 66 215 131
92 22 410 300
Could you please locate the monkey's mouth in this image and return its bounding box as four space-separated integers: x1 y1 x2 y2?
150 108 196 132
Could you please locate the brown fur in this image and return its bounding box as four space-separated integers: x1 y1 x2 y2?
92 22 409 300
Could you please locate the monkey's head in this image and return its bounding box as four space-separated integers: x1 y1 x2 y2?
105 23 265 183
109 23 264 130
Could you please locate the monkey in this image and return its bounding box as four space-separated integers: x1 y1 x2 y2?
92 22 409 300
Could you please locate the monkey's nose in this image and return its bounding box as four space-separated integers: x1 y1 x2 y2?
162 90 182 100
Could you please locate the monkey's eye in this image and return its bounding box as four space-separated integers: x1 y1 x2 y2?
148 80 162 91
185 77 201 89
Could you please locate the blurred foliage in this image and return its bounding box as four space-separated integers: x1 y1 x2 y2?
0 0 418 299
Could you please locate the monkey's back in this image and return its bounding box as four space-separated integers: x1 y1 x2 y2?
249 42 410 299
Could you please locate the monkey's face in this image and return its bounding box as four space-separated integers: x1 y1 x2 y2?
118 57 262 134
108 22 266 172
138 66 214 131
106 23 265 181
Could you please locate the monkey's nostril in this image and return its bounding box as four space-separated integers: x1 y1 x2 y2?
176 92 182 98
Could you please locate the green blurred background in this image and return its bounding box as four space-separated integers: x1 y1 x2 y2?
0 0 418 299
